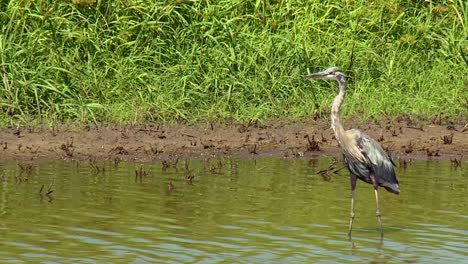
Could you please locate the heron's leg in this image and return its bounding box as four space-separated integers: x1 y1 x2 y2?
348 174 357 238
370 175 383 237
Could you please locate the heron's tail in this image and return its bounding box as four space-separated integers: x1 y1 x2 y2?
381 182 400 195
373 157 400 194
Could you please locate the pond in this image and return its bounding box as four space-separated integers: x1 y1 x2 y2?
0 157 466 263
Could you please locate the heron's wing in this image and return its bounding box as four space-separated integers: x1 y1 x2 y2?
356 134 400 194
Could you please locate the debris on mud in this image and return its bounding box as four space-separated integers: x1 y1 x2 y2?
0 119 466 162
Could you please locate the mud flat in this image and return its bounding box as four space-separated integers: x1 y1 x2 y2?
1 119 466 162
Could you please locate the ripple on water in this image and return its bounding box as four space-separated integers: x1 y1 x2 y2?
0 158 466 263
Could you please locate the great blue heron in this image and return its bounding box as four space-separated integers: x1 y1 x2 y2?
304 67 400 238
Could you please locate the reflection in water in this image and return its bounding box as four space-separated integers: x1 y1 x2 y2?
0 157 466 263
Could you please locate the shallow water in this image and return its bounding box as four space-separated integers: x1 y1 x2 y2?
0 157 466 263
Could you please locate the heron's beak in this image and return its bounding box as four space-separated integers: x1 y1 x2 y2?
304 71 326 79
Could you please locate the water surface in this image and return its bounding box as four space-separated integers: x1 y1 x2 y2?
0 157 466 263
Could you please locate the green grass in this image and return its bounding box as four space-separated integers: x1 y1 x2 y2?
0 0 467 126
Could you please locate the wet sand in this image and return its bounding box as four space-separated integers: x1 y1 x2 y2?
2 118 466 163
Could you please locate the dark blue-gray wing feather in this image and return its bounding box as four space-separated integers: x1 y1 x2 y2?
345 133 400 194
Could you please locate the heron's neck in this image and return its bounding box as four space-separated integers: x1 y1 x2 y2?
331 78 346 144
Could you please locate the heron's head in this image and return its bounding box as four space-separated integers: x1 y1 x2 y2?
304 67 345 82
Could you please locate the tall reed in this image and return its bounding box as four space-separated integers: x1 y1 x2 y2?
0 0 466 125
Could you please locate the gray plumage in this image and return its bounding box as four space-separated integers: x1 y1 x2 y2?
304 67 400 238
346 132 399 194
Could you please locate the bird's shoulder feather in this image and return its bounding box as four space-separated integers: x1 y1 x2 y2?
344 129 399 193
343 129 395 167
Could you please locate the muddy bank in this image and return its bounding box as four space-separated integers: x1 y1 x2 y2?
1 119 466 163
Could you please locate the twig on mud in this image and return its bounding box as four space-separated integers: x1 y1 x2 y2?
431 115 442 125
462 124 468 132
441 134 453 144
109 146 128 155
426 148 440 157
238 124 249 133
320 133 328 143
305 134 320 152
26 145 40 154
406 125 424 132
248 144 258 155
201 140 215 149
383 143 395 154
283 148 304 158
60 137 74 157
403 141 414 154
181 133 195 138
446 125 458 131
377 133 385 142
137 128 163 133
149 144 163 155
14 124 22 138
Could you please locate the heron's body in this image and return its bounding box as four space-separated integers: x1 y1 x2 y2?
304 67 399 238
340 129 400 194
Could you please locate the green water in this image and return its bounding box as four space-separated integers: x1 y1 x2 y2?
0 157 466 263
